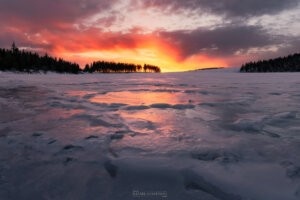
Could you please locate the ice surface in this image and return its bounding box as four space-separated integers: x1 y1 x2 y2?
0 70 300 200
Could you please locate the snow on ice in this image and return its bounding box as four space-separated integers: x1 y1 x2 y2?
0 69 299 200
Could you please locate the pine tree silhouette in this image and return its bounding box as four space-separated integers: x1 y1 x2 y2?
240 53 300 72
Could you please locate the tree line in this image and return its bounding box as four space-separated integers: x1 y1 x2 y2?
84 61 161 73
0 43 80 73
0 43 161 74
240 53 300 72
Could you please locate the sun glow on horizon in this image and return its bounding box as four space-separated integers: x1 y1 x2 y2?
55 40 226 72
58 49 226 72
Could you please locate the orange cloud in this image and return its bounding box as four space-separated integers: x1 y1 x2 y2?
0 7 234 72
0 20 232 72
36 27 223 72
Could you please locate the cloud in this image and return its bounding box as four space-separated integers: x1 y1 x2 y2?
247 37 300 61
157 25 276 60
0 0 117 30
0 0 299 70
155 23 300 67
0 0 118 50
137 0 299 17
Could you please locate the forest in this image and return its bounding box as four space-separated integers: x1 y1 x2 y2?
240 53 300 72
0 43 161 73
0 43 81 73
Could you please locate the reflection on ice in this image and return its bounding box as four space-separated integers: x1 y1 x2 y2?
108 108 218 156
90 91 196 105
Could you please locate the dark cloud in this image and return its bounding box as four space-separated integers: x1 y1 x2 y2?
158 25 276 60
0 0 119 49
0 0 117 29
138 0 299 17
157 24 300 66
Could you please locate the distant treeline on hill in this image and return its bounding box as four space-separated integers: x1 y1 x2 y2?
0 43 161 73
0 43 80 73
240 53 300 72
84 61 161 73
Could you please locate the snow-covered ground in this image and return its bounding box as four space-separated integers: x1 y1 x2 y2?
0 69 299 200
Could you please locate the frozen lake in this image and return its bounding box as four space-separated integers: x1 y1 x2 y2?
0 70 299 200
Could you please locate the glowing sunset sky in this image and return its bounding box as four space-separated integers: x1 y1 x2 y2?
0 0 299 72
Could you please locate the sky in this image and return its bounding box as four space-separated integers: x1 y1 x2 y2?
0 0 300 72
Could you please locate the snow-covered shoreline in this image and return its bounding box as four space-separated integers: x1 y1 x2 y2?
0 71 299 200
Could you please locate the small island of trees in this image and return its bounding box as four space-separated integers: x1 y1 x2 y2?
84 61 160 73
240 53 300 72
0 43 161 74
